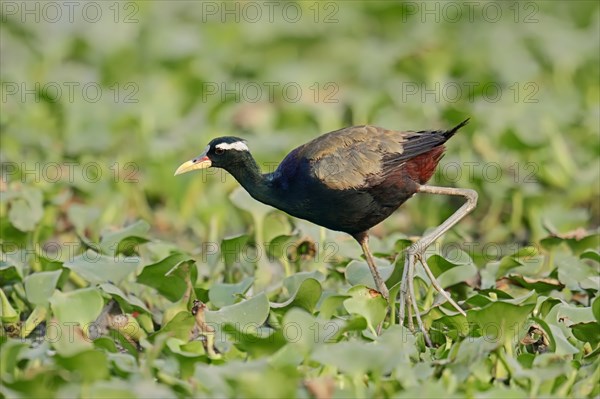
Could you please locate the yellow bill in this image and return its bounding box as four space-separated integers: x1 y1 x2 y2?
174 156 212 176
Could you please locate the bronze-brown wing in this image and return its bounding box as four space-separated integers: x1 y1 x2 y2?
299 125 454 191
298 125 408 190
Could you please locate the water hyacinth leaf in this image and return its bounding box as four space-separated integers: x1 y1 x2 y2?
343 285 387 334
312 339 400 376
55 350 109 383
50 288 105 331
447 337 498 382
49 288 104 355
223 323 286 357
137 253 196 302
570 322 600 346
593 296 600 324
267 234 296 261
437 263 478 289
98 220 150 255
426 249 474 277
467 301 535 347
547 302 596 325
430 313 470 344
496 246 541 277
318 294 351 320
555 253 598 291
24 270 62 306
205 293 270 332
0 252 24 284
547 324 580 356
0 288 19 323
263 213 292 243
66 204 101 238
271 278 322 313
0 340 28 377
281 309 316 350
503 274 564 294
7 187 43 232
282 271 325 295
221 234 249 268
98 283 150 314
580 249 600 262
344 260 393 289
158 311 196 342
423 250 476 289
209 276 253 308
64 250 140 285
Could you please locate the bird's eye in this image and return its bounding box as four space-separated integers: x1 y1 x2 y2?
215 148 225 155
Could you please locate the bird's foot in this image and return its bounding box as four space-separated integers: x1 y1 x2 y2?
377 283 390 302
398 247 432 347
398 247 467 347
417 253 466 317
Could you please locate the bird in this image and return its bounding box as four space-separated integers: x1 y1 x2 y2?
175 119 477 345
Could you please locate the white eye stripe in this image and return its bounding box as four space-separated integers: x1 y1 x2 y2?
215 141 249 151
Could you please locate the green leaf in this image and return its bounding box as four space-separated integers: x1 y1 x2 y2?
570 322 600 346
24 270 62 306
467 301 535 347
221 234 249 268
205 293 270 332
222 323 286 357
98 220 150 255
0 288 19 323
344 260 393 289
64 250 140 285
555 253 599 291
281 308 345 354
593 296 600 324
426 250 474 278
158 311 196 341
343 285 387 335
209 277 253 308
55 350 109 383
497 246 542 277
137 253 195 301
504 274 564 294
312 333 408 376
7 187 43 232
271 278 322 313
318 294 351 320
282 271 325 296
580 249 600 263
49 288 104 355
0 252 24 284
98 283 150 314
67 204 101 238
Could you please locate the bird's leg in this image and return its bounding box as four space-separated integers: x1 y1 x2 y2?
418 253 465 315
356 233 389 300
407 255 432 347
398 185 477 345
398 249 411 326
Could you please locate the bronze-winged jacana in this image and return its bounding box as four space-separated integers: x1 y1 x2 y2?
175 119 477 345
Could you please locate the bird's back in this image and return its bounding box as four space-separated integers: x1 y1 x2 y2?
271 120 468 234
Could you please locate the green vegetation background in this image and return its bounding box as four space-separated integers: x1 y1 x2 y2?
1 1 599 398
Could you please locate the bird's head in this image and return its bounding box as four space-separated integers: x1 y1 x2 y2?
174 137 249 176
